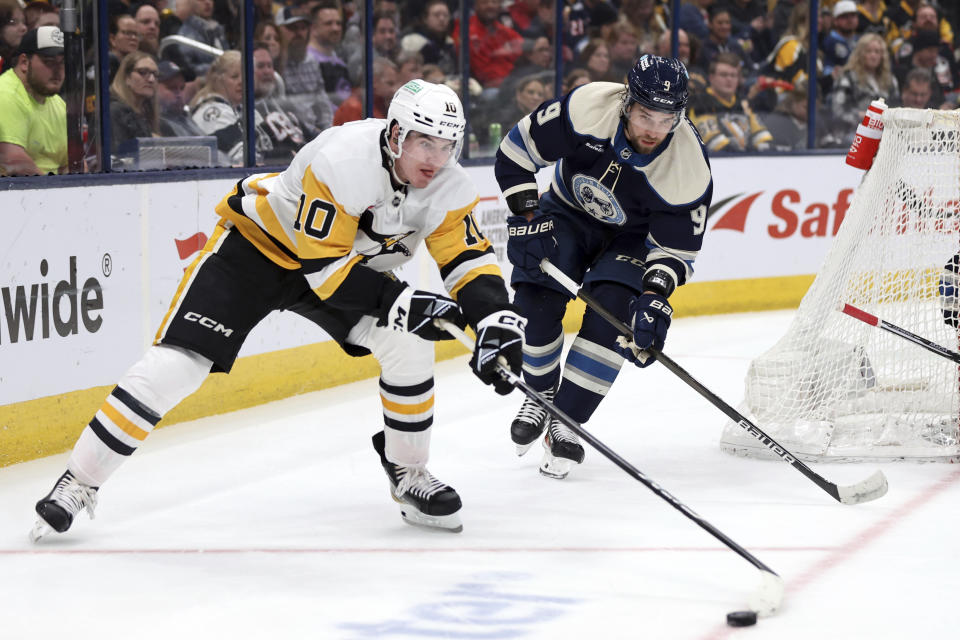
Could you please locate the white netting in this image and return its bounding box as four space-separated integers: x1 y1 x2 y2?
721 108 960 462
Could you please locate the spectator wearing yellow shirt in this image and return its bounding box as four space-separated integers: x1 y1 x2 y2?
0 26 66 175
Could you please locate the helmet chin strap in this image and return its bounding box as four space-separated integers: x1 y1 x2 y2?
382 124 410 186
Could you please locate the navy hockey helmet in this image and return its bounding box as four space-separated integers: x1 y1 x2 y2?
623 55 689 128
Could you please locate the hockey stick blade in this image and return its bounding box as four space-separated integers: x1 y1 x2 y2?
839 302 960 365
539 259 889 506
436 318 784 617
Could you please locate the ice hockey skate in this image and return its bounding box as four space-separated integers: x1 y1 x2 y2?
372 431 463 532
510 388 555 455
539 419 585 479
30 471 98 542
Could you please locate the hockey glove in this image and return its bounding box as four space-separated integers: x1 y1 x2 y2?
470 308 526 395
615 293 673 368
940 254 960 328
380 286 467 341
506 212 557 280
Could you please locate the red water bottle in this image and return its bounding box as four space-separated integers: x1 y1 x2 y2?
845 99 887 170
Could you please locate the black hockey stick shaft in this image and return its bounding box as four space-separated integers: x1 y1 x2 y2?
539 259 888 505
839 303 960 364
437 320 783 597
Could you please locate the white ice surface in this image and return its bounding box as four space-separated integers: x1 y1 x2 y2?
2 309 959 639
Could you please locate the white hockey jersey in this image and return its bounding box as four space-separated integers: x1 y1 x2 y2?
214 118 505 318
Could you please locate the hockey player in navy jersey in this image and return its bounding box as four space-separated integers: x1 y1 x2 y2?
495 55 713 479
30 80 524 538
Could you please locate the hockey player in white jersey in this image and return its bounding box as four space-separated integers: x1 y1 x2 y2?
495 55 713 479
31 80 524 539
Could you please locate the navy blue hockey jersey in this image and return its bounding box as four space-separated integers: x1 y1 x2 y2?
494 81 713 292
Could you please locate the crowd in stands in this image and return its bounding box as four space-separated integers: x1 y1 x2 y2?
3 0 960 174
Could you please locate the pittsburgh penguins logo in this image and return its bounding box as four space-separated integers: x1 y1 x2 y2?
358 209 414 259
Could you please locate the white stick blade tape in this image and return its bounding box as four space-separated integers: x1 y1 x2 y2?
838 469 889 505
749 570 784 617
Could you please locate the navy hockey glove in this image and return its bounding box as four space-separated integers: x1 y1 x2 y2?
470 309 526 395
380 286 467 341
615 294 673 368
940 254 960 328
506 213 557 280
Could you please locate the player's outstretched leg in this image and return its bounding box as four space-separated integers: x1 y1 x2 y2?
372 430 463 532
30 471 99 542
511 387 555 455
539 419 585 480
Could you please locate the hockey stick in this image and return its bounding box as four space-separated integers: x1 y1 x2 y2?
437 319 784 617
839 302 960 364
539 258 889 506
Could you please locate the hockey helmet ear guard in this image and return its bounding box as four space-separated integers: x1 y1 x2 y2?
387 79 466 167
622 54 690 132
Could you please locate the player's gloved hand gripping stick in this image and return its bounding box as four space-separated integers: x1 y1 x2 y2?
539 258 889 506
435 317 785 619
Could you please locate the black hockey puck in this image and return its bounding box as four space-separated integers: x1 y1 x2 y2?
726 611 758 627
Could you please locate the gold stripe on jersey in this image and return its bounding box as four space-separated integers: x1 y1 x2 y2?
215 188 300 270
310 254 366 300
297 166 360 261
425 198 503 297
448 264 503 298
100 401 150 441
155 223 230 343
246 174 299 256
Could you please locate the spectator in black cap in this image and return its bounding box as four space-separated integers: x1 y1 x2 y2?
0 25 67 175
893 29 956 108
277 6 334 132
156 59 204 137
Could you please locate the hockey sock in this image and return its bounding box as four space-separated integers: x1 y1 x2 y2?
380 376 434 466
555 282 631 424
513 283 569 391
68 345 213 487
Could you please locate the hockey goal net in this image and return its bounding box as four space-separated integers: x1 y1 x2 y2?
721 108 960 462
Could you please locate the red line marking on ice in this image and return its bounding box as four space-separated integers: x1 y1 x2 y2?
0 545 832 556
699 467 960 640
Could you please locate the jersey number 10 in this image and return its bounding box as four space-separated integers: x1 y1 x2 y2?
294 194 337 240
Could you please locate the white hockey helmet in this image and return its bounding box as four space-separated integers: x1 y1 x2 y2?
386 79 466 166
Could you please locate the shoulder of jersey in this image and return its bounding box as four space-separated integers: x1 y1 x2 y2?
646 120 712 207
565 82 623 140
421 162 479 213
308 119 385 177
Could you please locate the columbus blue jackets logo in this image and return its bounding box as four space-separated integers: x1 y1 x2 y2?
571 174 626 225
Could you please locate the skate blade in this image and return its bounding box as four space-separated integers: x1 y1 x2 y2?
539 452 575 480
29 519 55 543
515 440 537 457
399 508 463 533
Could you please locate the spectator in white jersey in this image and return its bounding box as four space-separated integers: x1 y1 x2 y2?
188 50 246 165
31 79 523 541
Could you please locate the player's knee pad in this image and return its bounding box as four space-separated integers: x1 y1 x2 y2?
513 283 568 343
118 344 213 416
365 324 435 387
580 281 636 351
